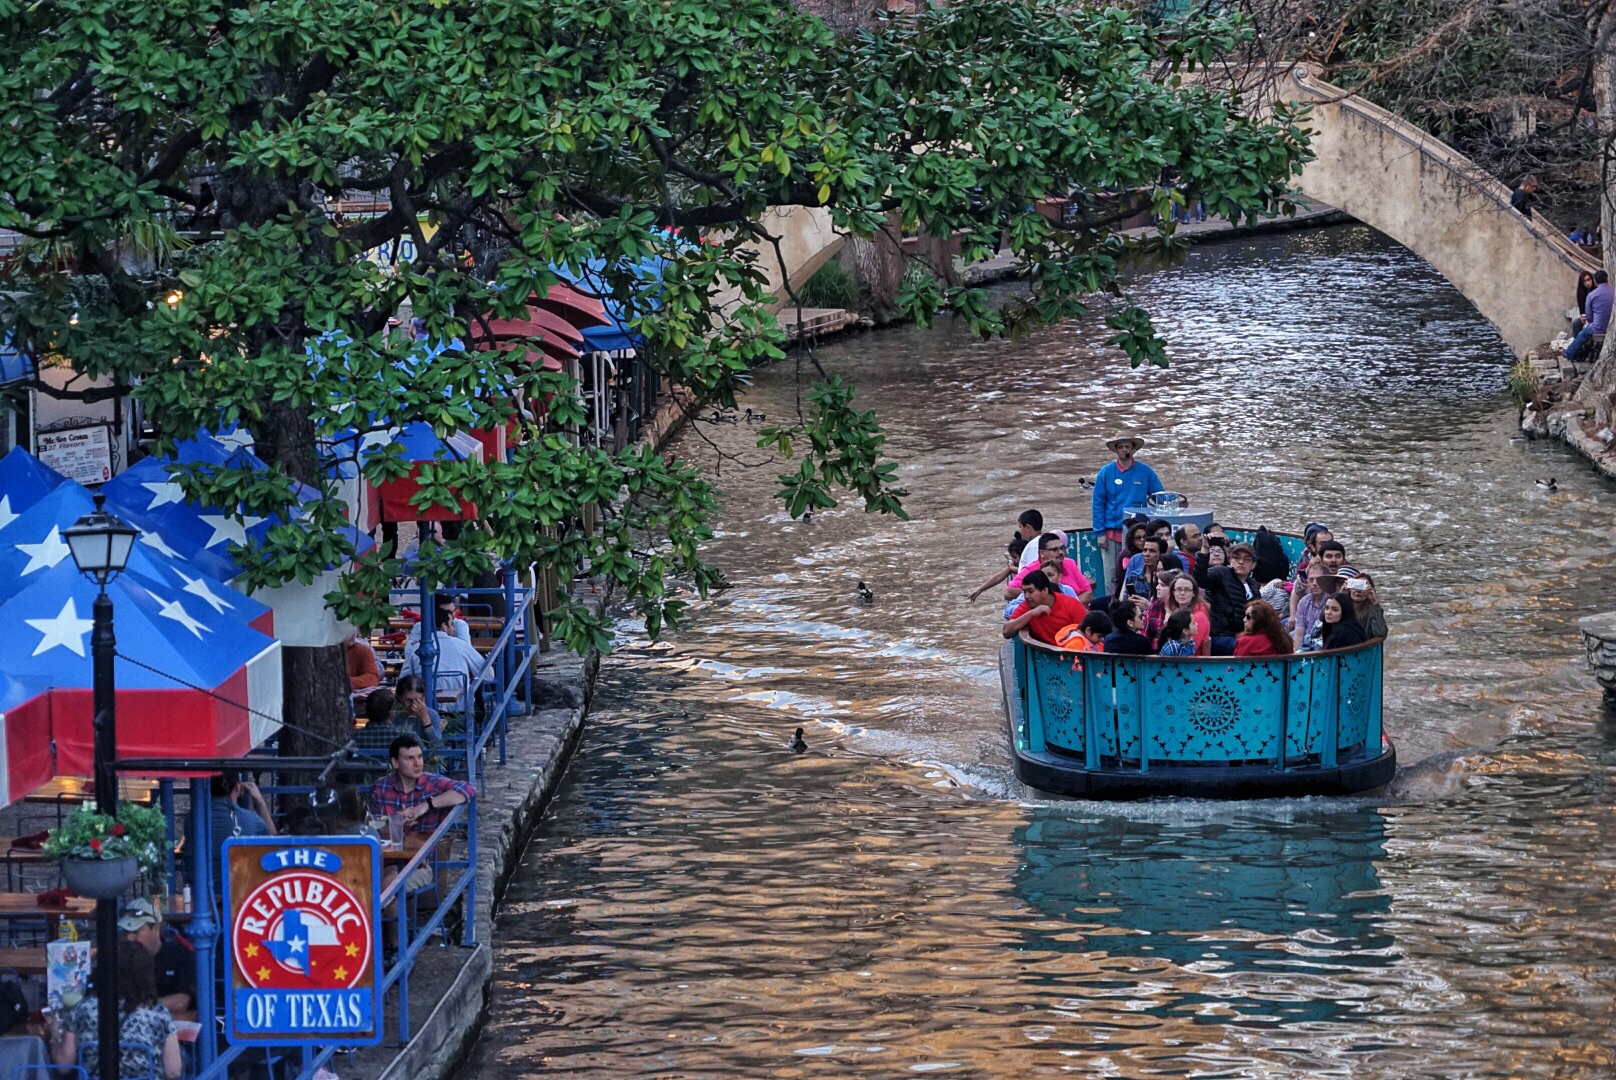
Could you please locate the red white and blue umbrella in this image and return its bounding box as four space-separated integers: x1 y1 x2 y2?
0 674 54 807
0 447 67 534
100 446 372 580
0 559 282 772
360 422 484 523
0 480 274 634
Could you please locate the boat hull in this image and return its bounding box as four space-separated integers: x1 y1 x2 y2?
1000 640 1397 801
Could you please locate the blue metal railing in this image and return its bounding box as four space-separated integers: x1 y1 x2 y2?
1067 526 1306 594
1013 634 1383 771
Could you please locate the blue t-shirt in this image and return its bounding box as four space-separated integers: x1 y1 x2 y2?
1091 461 1164 532
1587 283 1614 334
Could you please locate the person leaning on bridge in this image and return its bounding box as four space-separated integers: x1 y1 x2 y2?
1091 434 1163 598
1509 174 1539 218
1567 270 1613 365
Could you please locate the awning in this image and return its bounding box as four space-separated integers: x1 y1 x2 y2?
0 337 34 386
0 558 282 772
0 676 55 808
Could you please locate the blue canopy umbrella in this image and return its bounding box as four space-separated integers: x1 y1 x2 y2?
0 480 275 634
0 336 34 387
0 447 67 533
101 449 373 581
553 256 671 353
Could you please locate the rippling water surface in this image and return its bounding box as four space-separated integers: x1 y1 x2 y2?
462 226 1616 1077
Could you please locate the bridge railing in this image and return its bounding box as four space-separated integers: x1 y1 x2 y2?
1012 634 1384 771
1283 65 1599 276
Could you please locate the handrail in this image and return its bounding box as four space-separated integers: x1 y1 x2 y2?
381 800 465 906
1282 65 1599 275
1018 630 1384 662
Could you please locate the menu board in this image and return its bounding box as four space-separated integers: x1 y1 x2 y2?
36 424 113 485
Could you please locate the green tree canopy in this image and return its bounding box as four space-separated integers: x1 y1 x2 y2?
0 0 1310 655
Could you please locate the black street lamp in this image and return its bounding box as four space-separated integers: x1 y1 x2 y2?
62 494 138 1080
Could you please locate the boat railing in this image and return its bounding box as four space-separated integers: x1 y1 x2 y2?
1066 526 1307 594
1011 633 1383 772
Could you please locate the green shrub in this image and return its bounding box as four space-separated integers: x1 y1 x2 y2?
794 258 861 310
1507 354 1537 407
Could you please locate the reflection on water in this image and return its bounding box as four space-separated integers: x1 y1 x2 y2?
462 227 1616 1077
1015 810 1395 1028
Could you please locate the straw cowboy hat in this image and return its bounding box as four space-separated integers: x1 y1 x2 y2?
1104 434 1147 451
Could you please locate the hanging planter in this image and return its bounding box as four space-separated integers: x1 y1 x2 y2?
59 856 139 900
44 801 167 900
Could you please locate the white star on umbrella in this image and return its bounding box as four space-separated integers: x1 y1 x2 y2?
198 512 265 548
139 531 181 559
141 479 186 509
17 526 71 575
0 495 17 533
25 597 95 657
175 569 234 615
156 598 209 639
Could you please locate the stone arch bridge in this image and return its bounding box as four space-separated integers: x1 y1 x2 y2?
750 65 1596 357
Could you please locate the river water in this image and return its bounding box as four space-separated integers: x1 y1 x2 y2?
462 226 1616 1077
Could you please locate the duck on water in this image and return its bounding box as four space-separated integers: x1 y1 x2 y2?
996 510 1395 800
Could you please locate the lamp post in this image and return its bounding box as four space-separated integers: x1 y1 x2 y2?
63 494 138 1080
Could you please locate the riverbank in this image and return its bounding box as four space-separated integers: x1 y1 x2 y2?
1516 338 1616 479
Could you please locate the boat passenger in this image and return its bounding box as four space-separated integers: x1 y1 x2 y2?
1193 535 1227 589
1013 509 1045 571
1291 523 1330 586
1002 570 1088 646
1207 543 1262 655
1092 434 1164 596
1320 592 1370 649
1141 569 1179 646
1345 575 1389 640
1077 611 1113 650
1315 539 1356 579
1102 599 1153 656
1234 600 1293 656
1121 537 1165 601
1290 563 1328 646
969 535 1030 602
1112 519 1149 599
1005 532 1094 604
1163 573 1211 655
1157 608 1197 656
1172 522 1202 573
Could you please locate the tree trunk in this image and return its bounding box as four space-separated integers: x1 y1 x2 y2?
251 402 355 769
1579 9 1616 402
839 212 907 325
277 645 355 774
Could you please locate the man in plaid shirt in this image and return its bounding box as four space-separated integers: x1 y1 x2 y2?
367 733 476 835
368 733 476 905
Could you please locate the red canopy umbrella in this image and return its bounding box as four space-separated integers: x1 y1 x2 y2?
480 305 586 346
528 283 609 329
472 308 581 369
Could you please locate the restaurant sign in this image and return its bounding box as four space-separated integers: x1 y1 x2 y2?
223 838 383 1046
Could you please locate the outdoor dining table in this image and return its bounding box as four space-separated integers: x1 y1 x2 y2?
0 893 96 937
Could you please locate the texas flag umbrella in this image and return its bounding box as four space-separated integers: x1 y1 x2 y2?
0 447 67 531
365 422 484 523
100 450 372 583
0 559 283 772
0 481 273 635
0 675 54 808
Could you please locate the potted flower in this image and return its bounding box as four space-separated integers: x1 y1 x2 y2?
43 801 167 899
